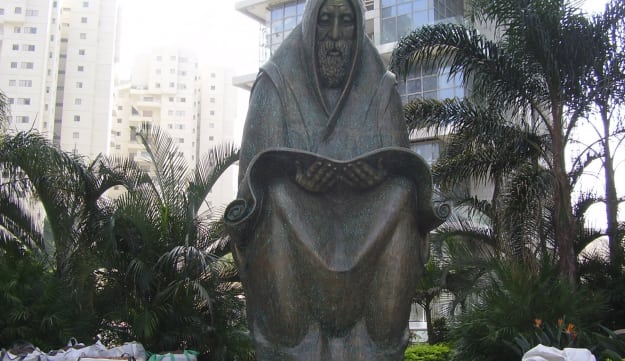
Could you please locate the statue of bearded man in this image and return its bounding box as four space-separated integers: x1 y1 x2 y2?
224 0 448 360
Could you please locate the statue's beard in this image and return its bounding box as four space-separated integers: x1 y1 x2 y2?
317 40 353 88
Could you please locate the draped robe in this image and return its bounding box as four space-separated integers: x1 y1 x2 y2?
224 0 447 359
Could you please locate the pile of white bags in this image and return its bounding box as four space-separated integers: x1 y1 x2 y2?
522 345 597 361
1 339 146 361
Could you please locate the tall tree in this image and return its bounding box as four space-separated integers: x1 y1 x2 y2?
391 0 605 285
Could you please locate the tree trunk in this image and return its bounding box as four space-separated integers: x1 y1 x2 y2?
551 105 577 287
600 106 622 268
424 300 434 345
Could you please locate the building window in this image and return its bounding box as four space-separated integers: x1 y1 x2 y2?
76 82 83 88
117 118 122 123
10 62 17 69
209 136 214 141
155 83 161 88
79 49 85 55
0 8 4 15
210 85 216 91
12 44 19 50
209 110 215 115
210 97 215 103
269 1 306 53
178 138 184 143
19 80 32 87
397 65 464 103
25 9 39 16
26 44 35 51
143 110 153 117
156 56 162 61
81 17 87 23
411 140 441 165
168 110 174 116
381 0 464 44
17 116 30 123
21 62 34 69
8 80 16 86
24 27 37 34
73 132 80 139
77 65 84 72
80 33 86 39
170 55 176 61
83 1 89 7
14 26 21 33
75 98 82 105
179 97 186 102
14 7 22 14
209 122 215 128
169 82 175 88
74 115 80 122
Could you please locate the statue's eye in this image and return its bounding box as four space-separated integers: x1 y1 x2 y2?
341 14 354 24
318 13 331 25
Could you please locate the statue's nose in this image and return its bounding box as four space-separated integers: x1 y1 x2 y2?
330 17 340 40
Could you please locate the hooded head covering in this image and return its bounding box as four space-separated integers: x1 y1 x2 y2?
300 0 366 117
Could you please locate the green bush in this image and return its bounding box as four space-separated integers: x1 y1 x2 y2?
404 343 451 361
448 259 607 361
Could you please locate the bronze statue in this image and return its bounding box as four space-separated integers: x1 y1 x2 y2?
224 0 448 359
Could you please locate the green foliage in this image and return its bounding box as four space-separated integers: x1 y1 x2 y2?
508 318 584 357
448 258 606 361
404 343 451 361
430 318 450 345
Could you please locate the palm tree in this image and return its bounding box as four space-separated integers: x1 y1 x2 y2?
97 126 246 358
390 0 606 285
582 0 625 267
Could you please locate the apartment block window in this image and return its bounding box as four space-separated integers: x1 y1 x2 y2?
155 83 161 88
209 122 215 128
73 132 80 139
168 110 174 116
117 118 122 123
14 26 21 33
210 73 216 78
209 136 214 141
0 8 4 15
12 44 18 50
25 44 35 51
169 97 174 102
168 124 173 129
209 110 215 115
19 80 32 87
74 115 80 122
210 97 215 103
381 0 464 44
175 110 185 116
79 49 85 55
80 33 86 39
178 84 187 90
179 97 186 102
19 98 31 105
169 82 175 88
24 27 37 34
81 17 87 23
10 62 17 68
76 82 83 88
16 116 30 123
178 138 184 143
75 98 82 105
411 140 441 165
77 65 84 72
14 7 22 14
170 55 176 61
26 9 39 16
143 110 153 117
83 1 89 7
179 57 188 63
175 124 185 130
21 62 34 69
8 80 16 86
210 85 216 91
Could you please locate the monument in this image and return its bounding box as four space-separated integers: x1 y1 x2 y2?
224 0 448 359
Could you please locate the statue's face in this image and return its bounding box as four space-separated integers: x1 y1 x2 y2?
316 0 356 88
317 0 356 42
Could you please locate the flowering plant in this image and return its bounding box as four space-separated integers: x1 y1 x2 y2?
507 317 581 357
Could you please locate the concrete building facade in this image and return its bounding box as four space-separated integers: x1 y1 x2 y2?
0 0 120 159
111 49 238 210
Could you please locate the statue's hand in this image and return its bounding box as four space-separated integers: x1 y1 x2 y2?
295 160 338 192
341 158 388 190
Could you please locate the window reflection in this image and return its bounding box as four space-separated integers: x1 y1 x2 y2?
268 0 307 55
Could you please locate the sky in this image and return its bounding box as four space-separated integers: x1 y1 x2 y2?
118 0 610 79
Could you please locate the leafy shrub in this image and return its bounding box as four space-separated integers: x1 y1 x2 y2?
404 343 451 361
448 259 606 361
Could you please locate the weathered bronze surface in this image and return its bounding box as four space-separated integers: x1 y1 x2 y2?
224 0 447 359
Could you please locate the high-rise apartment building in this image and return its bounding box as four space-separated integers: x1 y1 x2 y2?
0 0 120 159
233 0 468 341
112 49 238 210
